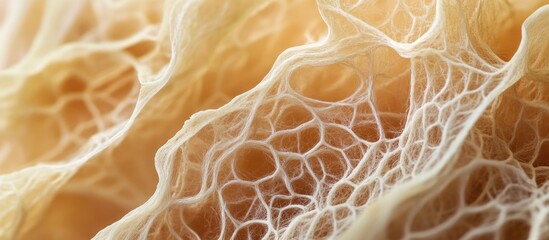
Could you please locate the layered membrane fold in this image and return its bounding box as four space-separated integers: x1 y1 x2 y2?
0 0 548 239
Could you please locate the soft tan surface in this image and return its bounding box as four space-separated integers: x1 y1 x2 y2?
0 0 548 239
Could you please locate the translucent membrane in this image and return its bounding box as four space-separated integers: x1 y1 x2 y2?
0 0 548 239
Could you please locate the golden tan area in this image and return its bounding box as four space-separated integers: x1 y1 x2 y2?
0 0 548 239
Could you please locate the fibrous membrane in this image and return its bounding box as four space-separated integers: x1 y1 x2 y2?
0 0 548 239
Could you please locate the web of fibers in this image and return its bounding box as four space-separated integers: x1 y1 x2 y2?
91 0 549 239
0 0 548 239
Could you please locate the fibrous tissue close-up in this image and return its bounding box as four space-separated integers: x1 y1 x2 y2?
0 0 548 239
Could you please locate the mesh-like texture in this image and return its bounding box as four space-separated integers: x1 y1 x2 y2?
0 0 548 239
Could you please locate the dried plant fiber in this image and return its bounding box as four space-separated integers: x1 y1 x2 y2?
0 0 548 239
